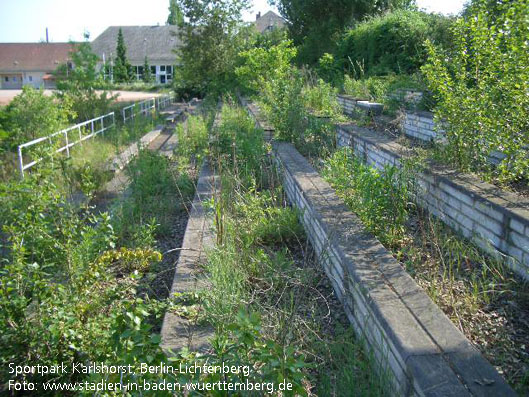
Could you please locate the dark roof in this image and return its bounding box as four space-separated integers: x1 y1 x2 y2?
91 26 180 64
255 11 286 33
0 43 75 72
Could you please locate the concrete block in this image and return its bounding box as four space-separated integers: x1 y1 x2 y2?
510 231 529 251
474 200 505 223
510 218 526 235
473 224 501 247
439 182 474 206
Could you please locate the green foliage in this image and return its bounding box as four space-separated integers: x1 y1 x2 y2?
167 0 184 25
142 56 153 83
175 114 209 166
210 104 268 183
236 39 297 95
114 149 194 239
0 86 74 149
56 42 114 121
335 10 453 76
174 0 251 94
271 0 416 65
423 0 529 183
114 28 133 83
322 148 412 246
315 327 390 396
317 52 342 85
0 166 167 389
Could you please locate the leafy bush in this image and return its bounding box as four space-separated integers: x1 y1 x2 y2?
322 148 412 246
423 0 529 183
335 10 453 76
0 86 75 149
236 40 297 95
0 167 167 389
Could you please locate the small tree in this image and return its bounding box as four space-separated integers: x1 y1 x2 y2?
55 42 115 121
167 0 184 26
423 0 529 182
143 56 153 83
114 28 132 83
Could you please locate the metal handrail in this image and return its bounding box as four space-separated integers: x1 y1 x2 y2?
17 112 115 178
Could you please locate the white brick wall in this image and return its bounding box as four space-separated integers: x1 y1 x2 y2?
337 124 529 280
402 111 444 143
272 142 514 396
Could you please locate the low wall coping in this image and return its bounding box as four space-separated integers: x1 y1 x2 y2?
273 141 515 396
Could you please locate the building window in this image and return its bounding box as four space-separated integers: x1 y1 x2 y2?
166 65 172 74
4 77 7 82
160 65 166 72
160 75 166 84
29 76 33 82
134 66 144 80
151 66 156 75
13 76 16 82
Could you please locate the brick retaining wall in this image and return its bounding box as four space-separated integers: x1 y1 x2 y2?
273 141 514 396
337 123 529 280
402 111 444 142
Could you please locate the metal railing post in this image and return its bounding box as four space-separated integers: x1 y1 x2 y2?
65 130 70 157
18 146 24 179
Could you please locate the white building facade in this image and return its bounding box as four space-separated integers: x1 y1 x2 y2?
91 26 180 85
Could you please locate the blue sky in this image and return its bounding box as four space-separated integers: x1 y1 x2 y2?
0 0 467 43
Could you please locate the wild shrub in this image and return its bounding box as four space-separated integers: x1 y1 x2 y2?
322 148 411 246
0 166 167 388
423 0 529 183
335 10 453 76
0 86 75 149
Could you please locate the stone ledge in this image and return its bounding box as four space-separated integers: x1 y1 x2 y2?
160 160 218 353
273 141 515 396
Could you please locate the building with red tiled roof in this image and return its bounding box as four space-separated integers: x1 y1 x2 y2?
0 43 75 89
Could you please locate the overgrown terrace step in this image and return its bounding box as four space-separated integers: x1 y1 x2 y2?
105 126 164 173
337 123 529 279
96 128 177 211
272 141 515 396
160 160 219 353
242 99 274 140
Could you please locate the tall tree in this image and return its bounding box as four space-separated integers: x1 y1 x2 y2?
270 0 416 65
143 56 153 83
174 0 251 93
114 28 132 83
167 0 184 25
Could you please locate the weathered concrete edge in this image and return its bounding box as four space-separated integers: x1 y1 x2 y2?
272 141 515 396
160 160 218 353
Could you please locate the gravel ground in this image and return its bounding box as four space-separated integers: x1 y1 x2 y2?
0 89 163 106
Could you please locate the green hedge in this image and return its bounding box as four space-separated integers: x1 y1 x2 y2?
335 10 453 76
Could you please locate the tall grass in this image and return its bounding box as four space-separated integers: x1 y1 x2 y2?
170 104 389 395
